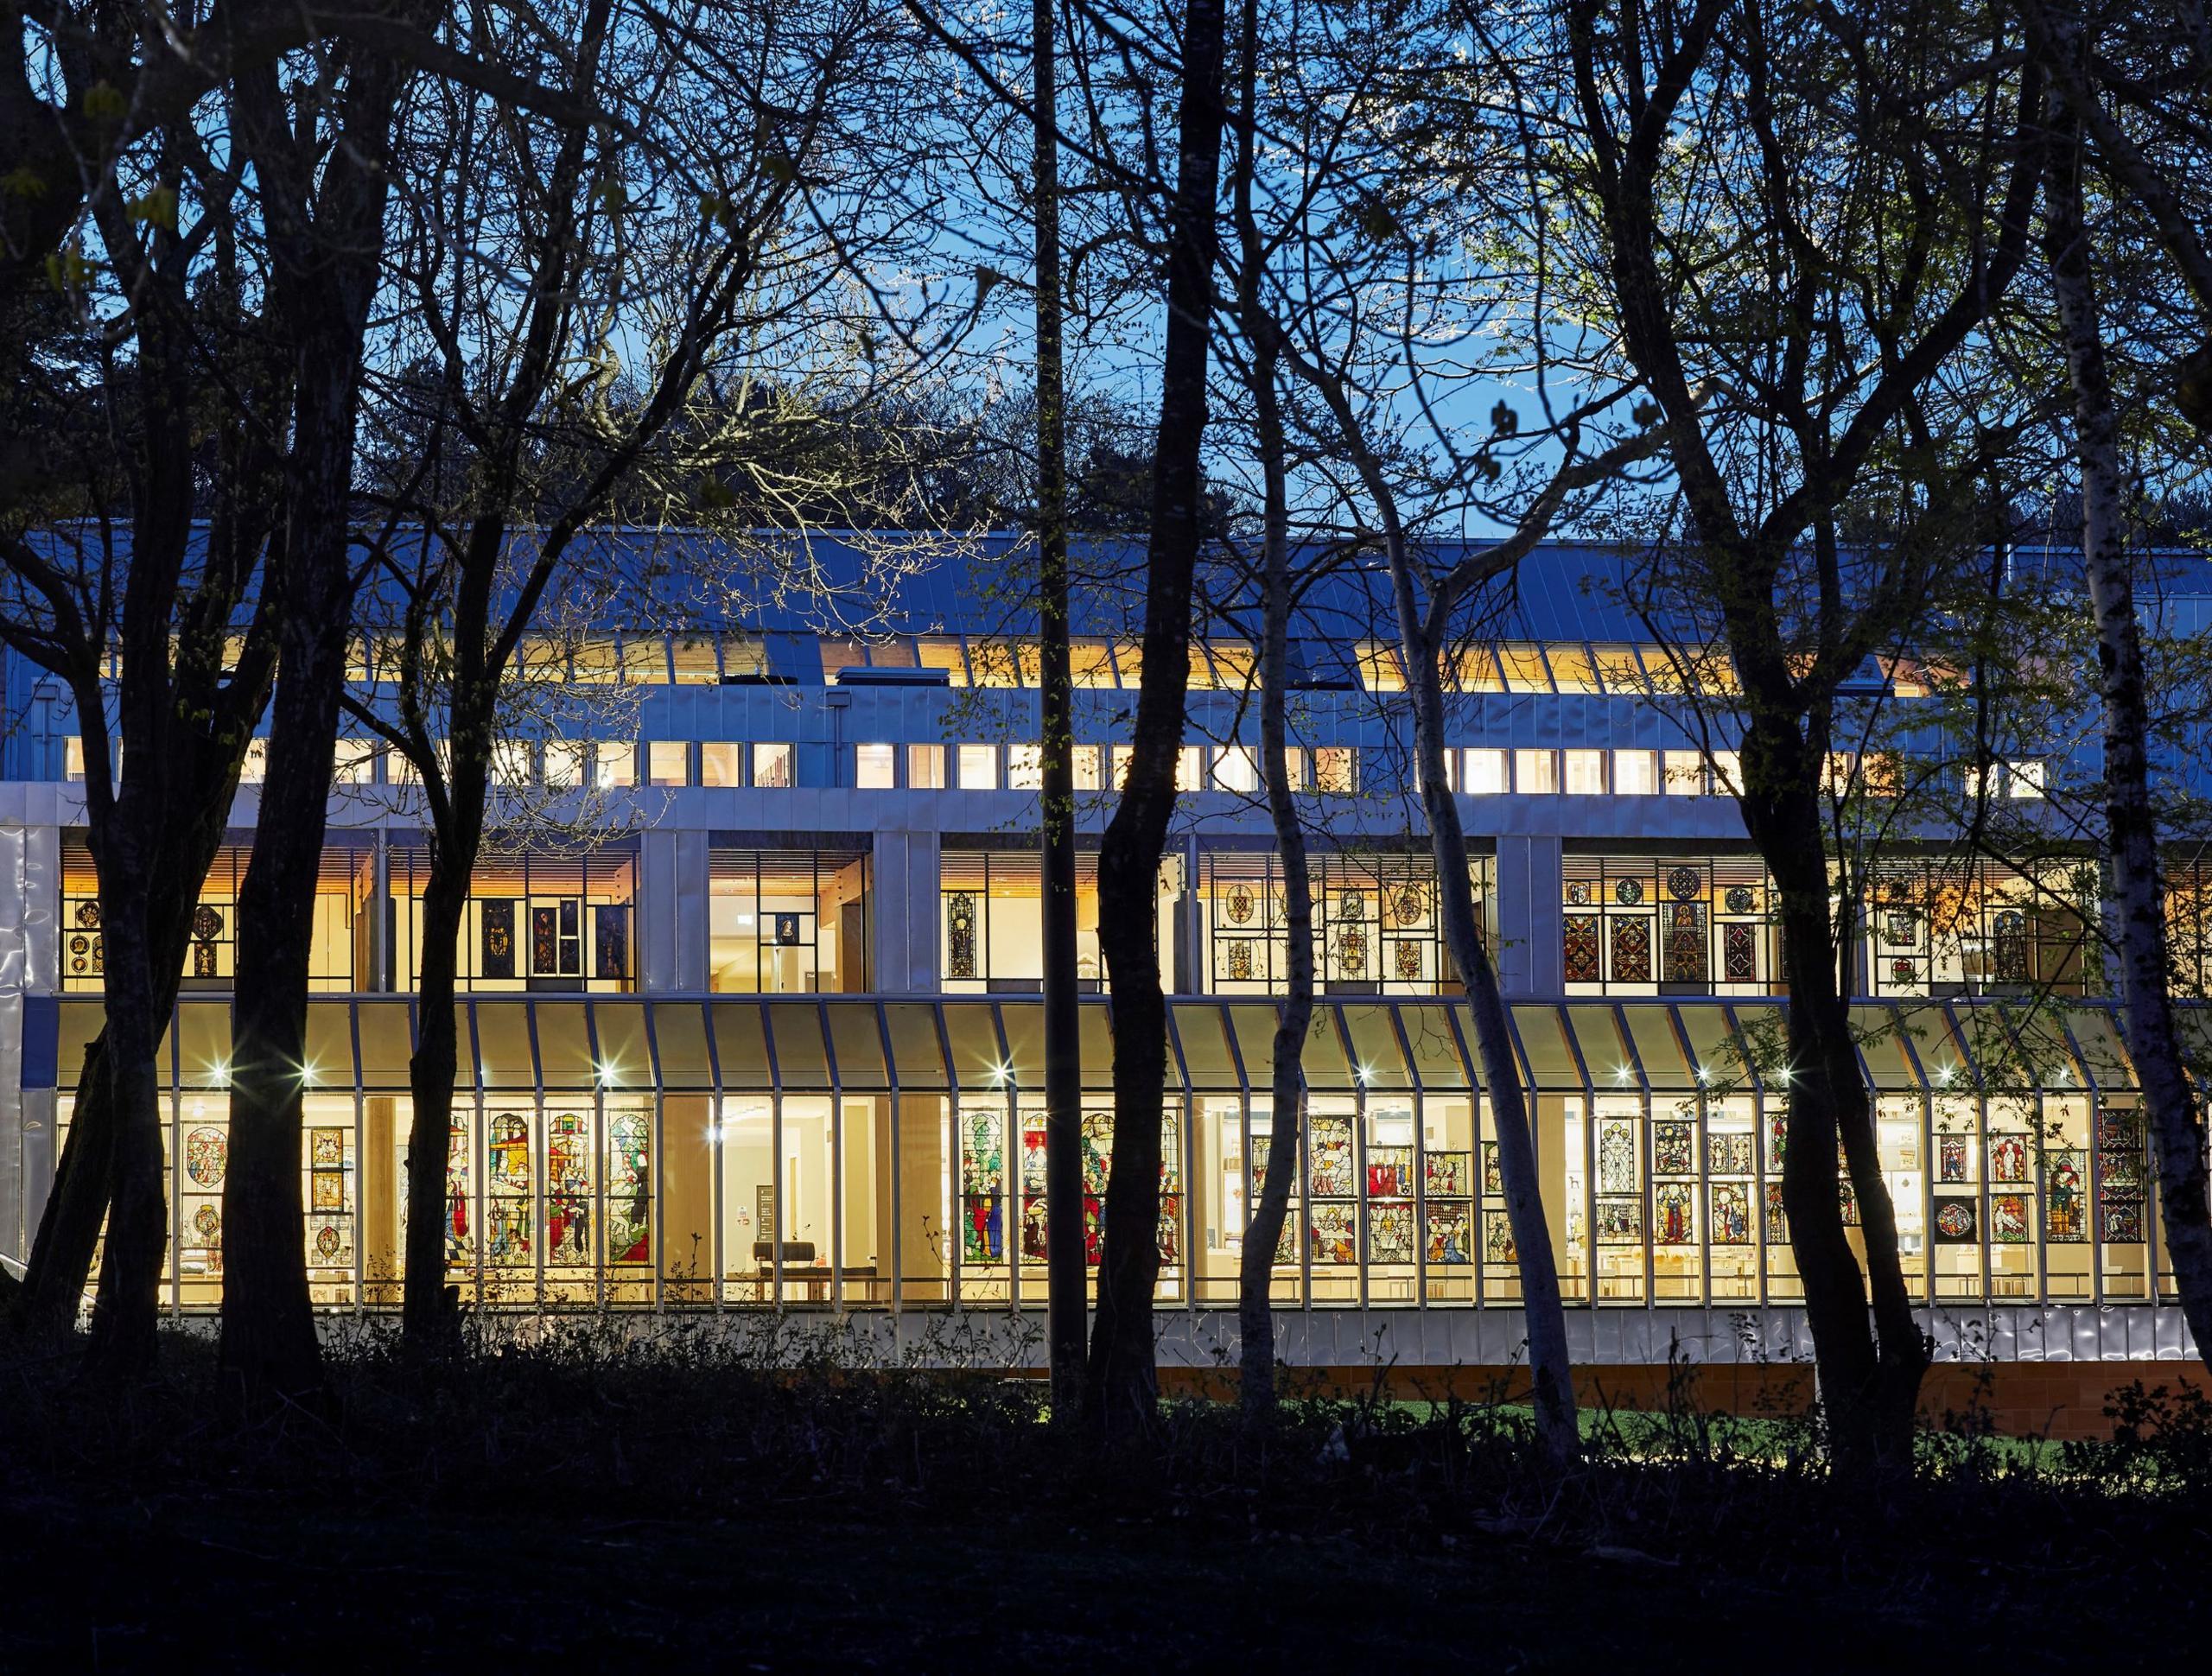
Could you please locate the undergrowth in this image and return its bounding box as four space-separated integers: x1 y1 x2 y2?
0 1310 2204 1576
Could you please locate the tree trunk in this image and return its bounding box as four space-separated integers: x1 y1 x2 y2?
1086 0 1229 1438
14 1038 115 1344
1033 0 1087 1419
1741 727 1927 1472
1389 598 1579 1463
2044 111 2212 1365
79 888 164 1380
403 854 471 1343
219 34 408 1406
1236 346 1310 1425
222 579 354 1401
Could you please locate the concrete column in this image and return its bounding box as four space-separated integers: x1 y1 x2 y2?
641 829 679 992
22 822 58 996
874 826 940 994
1492 834 1563 998
641 828 710 993
674 829 709 992
370 829 390 992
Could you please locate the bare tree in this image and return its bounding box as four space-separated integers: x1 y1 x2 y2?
1085 0 1230 1437
217 20 428 1402
1033 0 1090 1418
1559 0 2046 1470
3 61 289 1371
2035 15 2212 1365
345 0 931 1344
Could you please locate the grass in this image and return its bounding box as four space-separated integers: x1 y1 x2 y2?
0 1317 2205 1668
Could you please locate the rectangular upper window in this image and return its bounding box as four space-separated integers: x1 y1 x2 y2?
753 743 794 788
855 743 896 789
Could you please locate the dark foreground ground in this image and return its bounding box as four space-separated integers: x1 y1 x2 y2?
0 1326 2205 1670
0 1489 2194 1671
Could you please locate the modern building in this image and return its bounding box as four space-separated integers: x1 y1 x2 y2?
1 533 2205 1425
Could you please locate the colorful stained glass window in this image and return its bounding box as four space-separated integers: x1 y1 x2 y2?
594 905 630 981
306 1124 351 1272
2045 1150 2086 1243
443 1115 473 1265
1598 1119 1637 1195
1933 1197 1978 1242
1653 1182 1694 1244
1989 1133 2028 1184
1427 1150 1471 1197
545 1110 593 1266
2101 1195 2145 1245
1764 1184 1789 1245
1938 1133 1968 1183
946 892 979 980
486 1110 532 1265
1310 1203 1357 1265
1308 1114 1355 1197
1663 904 1707 982
1708 1182 1751 1245
1595 1198 1641 1245
1706 1133 1752 1175
1653 1120 1695 1176
1563 916 1600 983
1367 1147 1414 1198
1368 1201 1415 1263
960 1106 1005 1263
1426 1203 1472 1265
1480 1141 1502 1196
186 1126 227 1189
1484 1211 1518 1265
607 1111 652 1263
1722 921 1757 981
1610 918 1650 983
480 898 516 979
1990 1192 2030 1243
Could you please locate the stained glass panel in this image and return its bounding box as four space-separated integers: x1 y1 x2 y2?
1653 1182 1694 1244
1308 1114 1355 1197
1989 1133 2028 1184
607 1109 652 1263
1990 1192 2030 1243
1563 916 1600 983
1310 1203 1357 1265
1663 904 1707 982
1722 921 1757 982
1706 1133 1752 1175
946 892 979 980
1764 1184 1789 1245
1484 1211 1518 1265
1610 918 1650 983
1367 1146 1414 1197
1598 1119 1637 1195
1595 1198 1641 1245
486 1109 532 1266
1708 1182 1751 1245
1652 1120 1694 1176
1938 1134 1968 1183
1368 1201 1415 1263
2045 1150 2086 1243
1426 1203 1472 1264
1427 1150 1472 1197
545 1109 593 1266
1933 1197 1977 1242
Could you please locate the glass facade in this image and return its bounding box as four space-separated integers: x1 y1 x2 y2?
1562 854 1776 995
62 839 370 994
709 849 871 994
389 845 637 993
42 994 2179 1315
1199 851 1492 995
